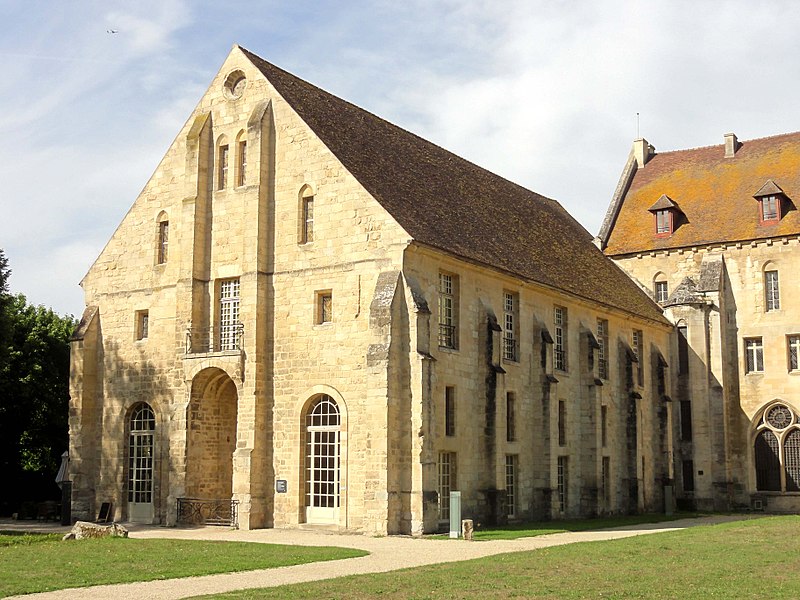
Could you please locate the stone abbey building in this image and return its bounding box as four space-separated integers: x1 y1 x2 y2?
69 45 796 533
599 132 800 513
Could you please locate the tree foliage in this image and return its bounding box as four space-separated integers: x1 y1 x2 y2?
0 249 75 508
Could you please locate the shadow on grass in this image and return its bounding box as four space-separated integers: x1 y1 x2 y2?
433 512 701 540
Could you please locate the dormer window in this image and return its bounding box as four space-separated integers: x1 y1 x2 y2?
648 194 681 237
753 180 787 225
655 210 671 234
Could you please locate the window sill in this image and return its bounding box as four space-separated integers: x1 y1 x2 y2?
438 346 459 354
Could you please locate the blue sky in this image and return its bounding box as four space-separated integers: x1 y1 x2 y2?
2 0 800 316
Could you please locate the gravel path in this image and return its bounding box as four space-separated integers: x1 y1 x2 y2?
8 515 748 600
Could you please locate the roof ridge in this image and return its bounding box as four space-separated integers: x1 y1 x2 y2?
239 46 557 205
649 130 800 157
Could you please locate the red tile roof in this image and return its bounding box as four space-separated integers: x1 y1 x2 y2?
604 132 800 256
242 47 667 324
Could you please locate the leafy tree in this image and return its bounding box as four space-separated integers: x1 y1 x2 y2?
0 249 75 512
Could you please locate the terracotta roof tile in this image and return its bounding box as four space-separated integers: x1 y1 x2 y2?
605 132 800 255
241 47 667 324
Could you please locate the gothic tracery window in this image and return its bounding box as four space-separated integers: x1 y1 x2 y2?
754 402 800 492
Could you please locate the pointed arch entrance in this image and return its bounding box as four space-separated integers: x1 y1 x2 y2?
186 367 238 500
303 394 341 524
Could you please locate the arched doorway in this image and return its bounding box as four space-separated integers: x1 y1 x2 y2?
304 395 341 524
128 403 156 522
186 368 238 500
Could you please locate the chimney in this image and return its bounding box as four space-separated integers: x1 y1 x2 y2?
724 132 739 158
633 138 654 167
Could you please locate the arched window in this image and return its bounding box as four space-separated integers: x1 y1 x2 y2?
217 135 229 190
128 403 156 520
763 262 780 312
156 212 169 265
754 402 800 492
304 395 340 523
234 130 247 187
299 185 315 244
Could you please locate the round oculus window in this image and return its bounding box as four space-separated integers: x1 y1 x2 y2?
766 405 794 430
223 70 246 100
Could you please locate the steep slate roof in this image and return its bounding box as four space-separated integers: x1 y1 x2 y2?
604 132 800 256
240 47 666 324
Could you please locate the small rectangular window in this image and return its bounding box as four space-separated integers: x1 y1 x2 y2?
682 460 695 492
655 209 671 234
505 454 517 518
601 404 608 447
558 400 566 447
438 272 458 350
655 281 668 303
680 400 693 441
506 392 516 442
445 386 455 437
218 145 229 190
302 196 314 243
678 325 689 375
316 291 332 324
597 319 609 379
765 270 780 311
136 310 149 340
761 195 779 222
789 335 800 371
745 337 764 373
632 329 644 386
554 306 568 371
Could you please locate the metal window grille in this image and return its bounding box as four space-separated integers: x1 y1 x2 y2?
506 393 516 442
319 292 332 323
505 455 517 518
554 307 567 371
785 429 800 492
218 145 229 189
128 404 155 504
655 281 668 303
557 456 568 513
745 338 764 373
597 319 608 379
438 273 457 349
303 196 314 243
158 221 169 264
305 396 341 510
238 140 247 186
219 279 240 351
765 270 780 311
789 336 800 371
438 452 456 521
445 387 455 437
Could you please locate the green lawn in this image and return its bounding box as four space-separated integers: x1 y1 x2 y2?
460 512 697 540
0 532 366 598
200 515 800 599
